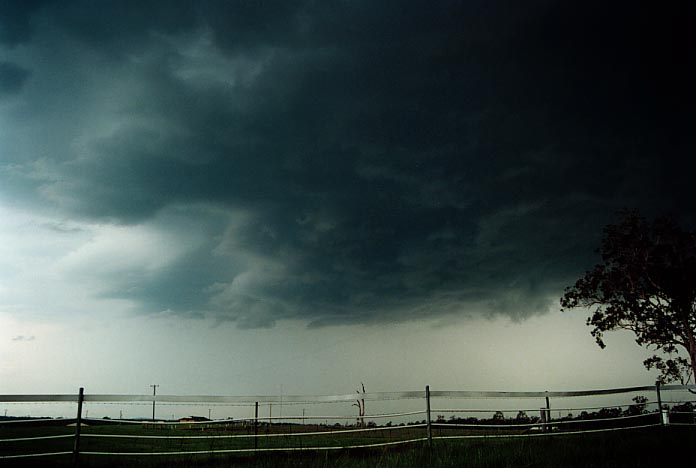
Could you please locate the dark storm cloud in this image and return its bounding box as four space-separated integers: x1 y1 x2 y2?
0 1 692 326
0 62 30 97
0 0 48 46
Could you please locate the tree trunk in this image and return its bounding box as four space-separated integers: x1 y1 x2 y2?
688 328 696 386
684 306 696 390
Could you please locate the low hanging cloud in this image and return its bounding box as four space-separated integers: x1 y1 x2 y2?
12 335 36 342
0 1 692 327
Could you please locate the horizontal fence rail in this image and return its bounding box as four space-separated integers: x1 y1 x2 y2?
4 385 694 404
1 384 694 463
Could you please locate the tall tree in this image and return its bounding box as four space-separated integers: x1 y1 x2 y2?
561 210 696 386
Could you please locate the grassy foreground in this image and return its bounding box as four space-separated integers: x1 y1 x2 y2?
2 426 694 467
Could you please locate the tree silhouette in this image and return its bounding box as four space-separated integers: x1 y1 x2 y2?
515 411 531 424
352 382 366 427
561 210 696 386
624 396 648 416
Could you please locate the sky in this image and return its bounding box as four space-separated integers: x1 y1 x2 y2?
0 0 694 408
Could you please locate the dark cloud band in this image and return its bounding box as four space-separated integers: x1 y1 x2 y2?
0 1 692 327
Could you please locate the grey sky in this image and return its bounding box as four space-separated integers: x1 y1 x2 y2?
0 1 692 397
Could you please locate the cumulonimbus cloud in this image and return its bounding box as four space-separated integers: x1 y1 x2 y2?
0 1 691 327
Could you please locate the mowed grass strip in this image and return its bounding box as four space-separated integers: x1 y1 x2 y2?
78 423 427 453
1 423 694 467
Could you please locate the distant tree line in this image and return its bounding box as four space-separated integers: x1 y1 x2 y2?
426 398 695 431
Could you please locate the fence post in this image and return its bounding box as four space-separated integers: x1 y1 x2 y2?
254 401 259 451
73 387 84 467
425 385 432 448
655 381 667 426
545 393 551 433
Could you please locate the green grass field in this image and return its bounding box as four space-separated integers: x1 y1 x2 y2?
1 422 694 467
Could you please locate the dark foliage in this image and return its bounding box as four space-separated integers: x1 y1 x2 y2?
561 210 696 385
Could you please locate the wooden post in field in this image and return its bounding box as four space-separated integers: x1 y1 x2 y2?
73 387 84 467
360 383 365 427
352 383 366 427
425 385 432 448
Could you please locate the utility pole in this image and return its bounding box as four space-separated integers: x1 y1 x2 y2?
150 384 159 421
